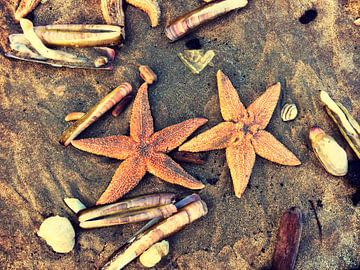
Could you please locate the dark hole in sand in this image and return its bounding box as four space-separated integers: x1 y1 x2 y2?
299 9 318 24
185 38 202 49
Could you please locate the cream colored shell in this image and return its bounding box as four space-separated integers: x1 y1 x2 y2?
309 127 348 176
37 215 75 253
139 240 169 268
281 103 298 122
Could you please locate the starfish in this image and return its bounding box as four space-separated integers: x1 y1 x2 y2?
71 83 207 205
179 70 301 198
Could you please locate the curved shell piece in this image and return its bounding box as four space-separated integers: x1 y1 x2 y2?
139 240 169 268
126 0 161 27
281 103 298 122
37 216 75 253
165 0 248 41
64 197 87 213
15 0 41 22
309 127 348 176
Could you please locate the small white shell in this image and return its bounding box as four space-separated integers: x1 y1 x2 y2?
139 240 169 268
64 197 87 214
309 127 348 176
281 103 298 122
37 215 75 253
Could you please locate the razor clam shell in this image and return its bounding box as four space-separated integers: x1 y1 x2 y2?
59 82 132 146
139 240 169 268
65 112 86 122
272 207 303 270
80 204 177 229
34 24 122 47
126 0 161 27
309 127 348 176
101 0 126 40
101 200 208 270
119 193 201 249
281 103 298 122
139 65 157 84
78 193 175 222
112 94 133 117
15 0 41 21
320 91 360 158
165 0 248 41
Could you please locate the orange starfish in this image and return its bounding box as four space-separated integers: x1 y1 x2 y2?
72 83 207 205
179 70 301 198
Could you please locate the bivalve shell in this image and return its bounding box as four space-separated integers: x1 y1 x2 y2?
37 215 75 253
309 127 348 176
281 103 298 122
139 240 169 268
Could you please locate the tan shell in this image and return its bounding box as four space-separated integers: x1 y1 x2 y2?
37 215 75 253
281 103 298 122
309 127 348 176
139 240 169 267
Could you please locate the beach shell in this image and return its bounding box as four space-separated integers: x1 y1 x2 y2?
14 0 41 22
309 127 348 176
139 65 157 84
37 216 75 253
139 240 169 268
64 197 87 213
281 103 298 122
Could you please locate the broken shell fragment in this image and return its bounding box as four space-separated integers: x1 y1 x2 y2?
20 19 84 63
139 65 157 84
112 94 133 117
281 103 298 122
171 150 206 165
165 0 248 41
14 0 41 22
101 200 208 270
139 240 169 268
101 0 125 40
80 204 177 229
320 91 360 158
65 112 86 122
64 197 87 213
78 193 175 222
354 18 360 26
37 215 75 253
272 207 303 270
178 50 215 74
309 127 348 176
59 82 132 146
34 24 122 47
126 0 161 27
94 56 109 68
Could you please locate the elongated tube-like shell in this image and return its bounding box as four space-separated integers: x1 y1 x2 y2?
20 19 83 63
101 0 125 40
272 207 303 270
126 0 161 27
320 91 360 158
309 127 348 176
112 94 133 117
15 0 41 21
139 65 157 84
59 83 132 146
78 193 175 222
139 240 169 268
34 24 122 47
80 204 177 229
102 200 208 270
281 103 298 122
165 0 248 41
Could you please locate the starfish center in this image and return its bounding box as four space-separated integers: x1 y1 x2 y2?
136 141 152 157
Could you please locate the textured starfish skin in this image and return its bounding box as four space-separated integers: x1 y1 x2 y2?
72 83 207 205
179 70 301 198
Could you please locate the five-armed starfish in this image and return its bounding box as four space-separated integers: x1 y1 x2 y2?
72 83 207 205
180 70 301 198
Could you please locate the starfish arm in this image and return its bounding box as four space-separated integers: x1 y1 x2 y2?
179 122 236 152
150 118 208 152
96 155 147 205
71 136 135 160
146 153 205 189
247 82 281 129
226 136 256 198
251 130 301 166
217 70 247 122
130 83 154 142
